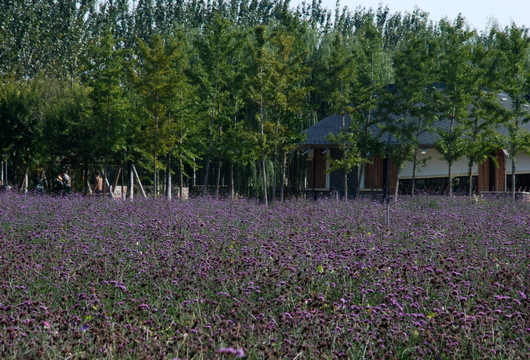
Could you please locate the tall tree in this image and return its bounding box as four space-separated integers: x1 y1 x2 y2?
82 30 128 196
194 14 242 196
266 25 310 201
461 33 504 195
0 77 47 187
134 0 154 41
435 16 474 196
389 29 439 195
351 16 390 198
132 34 179 197
495 24 530 199
164 32 200 201
247 24 275 205
321 31 357 198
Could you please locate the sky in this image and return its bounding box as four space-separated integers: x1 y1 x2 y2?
290 0 529 31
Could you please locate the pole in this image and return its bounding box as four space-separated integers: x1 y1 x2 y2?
384 134 391 227
132 164 147 199
129 161 134 201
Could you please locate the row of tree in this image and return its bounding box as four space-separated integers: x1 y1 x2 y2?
329 16 530 199
0 0 529 202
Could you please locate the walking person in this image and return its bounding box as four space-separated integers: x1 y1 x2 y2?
33 174 44 193
62 171 71 194
93 172 103 195
54 173 63 194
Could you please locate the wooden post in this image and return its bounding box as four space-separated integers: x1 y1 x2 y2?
104 175 114 198
129 162 134 201
111 164 122 192
132 164 147 199
21 169 28 193
120 161 125 200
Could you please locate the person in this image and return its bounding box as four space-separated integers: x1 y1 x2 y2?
33 174 44 193
54 174 63 194
61 171 71 194
93 172 103 195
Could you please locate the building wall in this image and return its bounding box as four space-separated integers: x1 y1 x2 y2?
400 148 479 179
307 148 330 189
329 149 357 196
362 156 397 193
477 151 505 192
305 147 530 195
505 152 530 173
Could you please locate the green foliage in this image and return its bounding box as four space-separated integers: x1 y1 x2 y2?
0 0 529 197
325 130 364 175
495 25 530 158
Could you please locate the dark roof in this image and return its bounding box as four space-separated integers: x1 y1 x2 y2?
302 92 530 147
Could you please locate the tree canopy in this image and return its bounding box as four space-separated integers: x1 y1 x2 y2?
0 0 528 198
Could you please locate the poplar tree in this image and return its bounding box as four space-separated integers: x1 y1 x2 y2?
194 14 241 196
267 26 310 201
83 30 128 195
351 17 389 198
247 24 277 205
461 33 504 195
435 16 474 196
322 31 358 198
495 24 530 199
390 29 439 195
166 32 201 201
132 34 179 197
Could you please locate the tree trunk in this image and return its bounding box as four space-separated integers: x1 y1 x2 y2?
259 78 268 206
179 157 183 201
166 153 172 201
230 161 235 199
355 164 364 199
511 157 516 200
104 94 110 198
23 168 28 194
202 67 219 197
343 152 348 199
153 92 159 198
447 104 457 196
272 114 281 202
272 150 277 202
83 159 89 195
448 162 453 196
120 159 125 200
411 146 418 196
280 152 287 202
179 135 183 201
215 121 223 198
215 156 222 199
230 98 238 200
468 161 473 196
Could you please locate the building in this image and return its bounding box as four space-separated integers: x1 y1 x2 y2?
300 92 530 197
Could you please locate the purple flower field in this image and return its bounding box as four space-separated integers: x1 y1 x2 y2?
0 194 528 359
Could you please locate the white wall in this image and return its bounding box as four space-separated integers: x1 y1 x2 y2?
400 148 478 179
505 152 530 173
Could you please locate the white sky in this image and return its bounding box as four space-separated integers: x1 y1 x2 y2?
290 0 529 30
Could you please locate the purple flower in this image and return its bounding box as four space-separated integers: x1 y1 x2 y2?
217 347 245 357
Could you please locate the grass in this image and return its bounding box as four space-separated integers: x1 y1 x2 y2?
0 193 528 359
